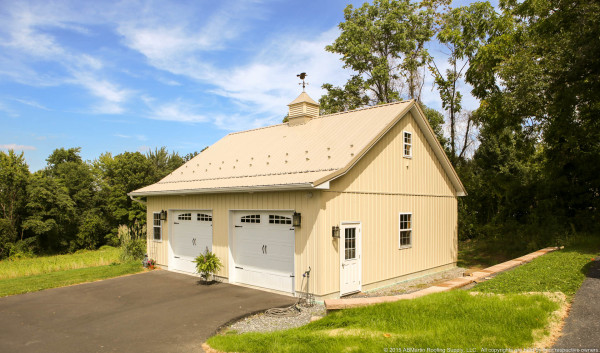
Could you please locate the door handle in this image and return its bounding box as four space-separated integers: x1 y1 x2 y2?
265 245 267 254
262 245 265 254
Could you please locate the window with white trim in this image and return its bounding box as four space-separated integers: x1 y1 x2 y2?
399 213 412 248
403 131 412 157
153 212 162 241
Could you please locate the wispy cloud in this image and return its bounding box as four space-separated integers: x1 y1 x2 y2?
142 97 208 123
0 102 19 117
10 97 50 110
0 2 131 114
0 144 36 151
114 133 148 141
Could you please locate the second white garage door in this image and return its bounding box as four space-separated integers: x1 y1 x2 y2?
232 211 295 293
169 210 213 274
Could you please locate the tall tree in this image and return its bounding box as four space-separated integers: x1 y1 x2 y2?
0 150 29 257
467 0 600 231
0 150 29 230
429 1 504 164
321 0 440 109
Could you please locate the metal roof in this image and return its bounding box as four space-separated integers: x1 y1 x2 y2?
130 99 466 196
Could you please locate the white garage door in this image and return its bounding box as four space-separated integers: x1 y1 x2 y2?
169 211 213 274
233 211 295 293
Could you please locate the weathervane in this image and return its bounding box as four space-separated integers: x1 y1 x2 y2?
297 72 308 92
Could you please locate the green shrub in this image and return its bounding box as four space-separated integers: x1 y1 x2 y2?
194 247 222 282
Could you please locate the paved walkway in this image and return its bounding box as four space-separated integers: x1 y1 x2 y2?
0 270 296 353
553 257 600 349
325 247 559 310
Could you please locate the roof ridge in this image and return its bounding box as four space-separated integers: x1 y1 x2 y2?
227 99 413 137
158 168 339 184
316 99 413 119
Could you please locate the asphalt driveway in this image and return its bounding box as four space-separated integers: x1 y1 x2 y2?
0 270 296 353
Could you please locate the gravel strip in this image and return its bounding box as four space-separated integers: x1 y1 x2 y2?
228 303 326 334
346 267 466 298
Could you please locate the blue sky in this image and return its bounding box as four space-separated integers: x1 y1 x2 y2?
0 0 483 171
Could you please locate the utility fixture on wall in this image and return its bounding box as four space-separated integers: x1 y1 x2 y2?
293 212 302 227
332 225 340 238
159 210 167 221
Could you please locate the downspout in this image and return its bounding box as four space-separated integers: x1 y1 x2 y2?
129 194 147 205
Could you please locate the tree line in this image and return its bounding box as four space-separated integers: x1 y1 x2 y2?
0 147 197 259
320 0 599 252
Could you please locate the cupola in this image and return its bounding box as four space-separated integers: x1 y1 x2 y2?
287 92 319 126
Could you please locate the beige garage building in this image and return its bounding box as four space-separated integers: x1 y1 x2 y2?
129 92 466 300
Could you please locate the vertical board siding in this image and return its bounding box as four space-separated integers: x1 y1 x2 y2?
320 111 459 296
332 112 456 197
319 192 457 296
146 190 322 294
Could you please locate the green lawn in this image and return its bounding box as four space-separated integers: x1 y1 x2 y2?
208 237 599 352
0 246 121 280
0 261 142 297
208 291 558 352
0 246 144 297
473 242 599 298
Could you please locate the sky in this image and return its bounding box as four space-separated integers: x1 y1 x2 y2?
0 0 483 171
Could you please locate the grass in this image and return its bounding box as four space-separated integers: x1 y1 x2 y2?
0 246 121 280
0 261 143 297
0 246 144 297
473 242 599 298
208 291 559 352
458 238 517 269
209 236 600 352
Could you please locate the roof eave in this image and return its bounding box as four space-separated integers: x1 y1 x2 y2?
127 182 318 197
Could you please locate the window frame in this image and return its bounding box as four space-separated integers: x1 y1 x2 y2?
398 212 412 249
403 131 413 158
153 212 162 242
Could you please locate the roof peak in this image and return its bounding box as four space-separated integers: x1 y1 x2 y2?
288 92 318 106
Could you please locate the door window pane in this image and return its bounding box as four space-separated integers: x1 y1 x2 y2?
344 227 356 260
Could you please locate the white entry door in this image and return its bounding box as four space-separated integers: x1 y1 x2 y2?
169 211 213 274
233 212 295 293
340 222 361 296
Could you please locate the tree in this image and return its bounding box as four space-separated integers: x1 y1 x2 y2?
322 0 440 109
0 150 29 233
146 147 185 181
467 0 600 232
23 171 77 253
429 1 504 164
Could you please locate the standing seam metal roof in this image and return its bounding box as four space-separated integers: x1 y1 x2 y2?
130 99 465 196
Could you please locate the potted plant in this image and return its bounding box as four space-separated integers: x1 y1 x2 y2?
194 247 223 283
147 258 156 270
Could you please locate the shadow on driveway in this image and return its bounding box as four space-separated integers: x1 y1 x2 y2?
0 270 296 353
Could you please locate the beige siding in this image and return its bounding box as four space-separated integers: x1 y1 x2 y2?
145 191 323 293
331 112 456 197
319 192 457 296
318 112 459 297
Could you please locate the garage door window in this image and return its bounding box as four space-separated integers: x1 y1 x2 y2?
153 212 162 241
241 214 260 223
269 215 291 224
178 213 192 221
197 213 212 221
